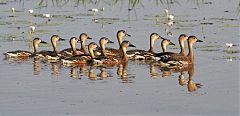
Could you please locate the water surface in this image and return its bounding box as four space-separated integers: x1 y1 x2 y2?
0 0 239 115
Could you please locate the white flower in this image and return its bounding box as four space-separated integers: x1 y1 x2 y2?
89 8 99 12
226 43 233 48
28 9 34 14
29 26 35 32
101 7 104 11
167 21 174 26
43 14 51 18
11 8 15 12
168 15 174 20
165 9 169 14
226 58 233 62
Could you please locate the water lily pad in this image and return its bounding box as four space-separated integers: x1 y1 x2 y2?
36 29 60 34
197 45 222 48
223 49 240 54
200 49 221 52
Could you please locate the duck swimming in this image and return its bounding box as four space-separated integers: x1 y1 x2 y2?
104 30 131 56
90 41 136 65
127 33 162 60
61 42 99 65
4 38 47 58
152 34 188 61
59 37 79 58
60 33 92 57
35 35 64 60
158 35 203 67
95 37 114 57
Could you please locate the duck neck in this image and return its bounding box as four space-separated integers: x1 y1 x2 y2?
117 35 123 47
179 40 186 55
187 42 194 63
121 47 128 62
100 43 106 56
161 43 167 52
148 38 155 53
51 40 58 52
81 41 87 54
33 42 38 53
70 41 77 55
89 48 95 59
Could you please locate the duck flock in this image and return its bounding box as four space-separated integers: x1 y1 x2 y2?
4 30 203 70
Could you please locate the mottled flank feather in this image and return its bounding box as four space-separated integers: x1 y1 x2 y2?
4 50 33 58
61 54 91 64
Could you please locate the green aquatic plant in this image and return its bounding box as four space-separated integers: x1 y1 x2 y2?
223 49 240 54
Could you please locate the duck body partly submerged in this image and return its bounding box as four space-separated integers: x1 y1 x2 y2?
103 30 131 56
127 33 161 60
151 34 188 62
34 35 64 61
157 35 203 67
61 42 98 65
4 38 47 59
90 41 136 66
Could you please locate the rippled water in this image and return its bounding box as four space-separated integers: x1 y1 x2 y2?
0 0 239 115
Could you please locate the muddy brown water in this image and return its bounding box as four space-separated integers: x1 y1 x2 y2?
0 0 239 115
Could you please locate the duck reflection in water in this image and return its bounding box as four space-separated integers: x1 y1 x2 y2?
33 58 41 75
88 65 97 81
51 62 59 79
69 64 88 80
173 64 203 92
70 65 79 79
117 62 134 83
97 66 108 80
150 63 159 79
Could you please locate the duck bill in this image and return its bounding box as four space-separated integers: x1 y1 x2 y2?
197 39 203 42
87 37 92 39
40 41 47 44
108 40 114 44
129 43 136 47
160 37 166 40
169 42 175 46
59 38 65 41
126 33 131 37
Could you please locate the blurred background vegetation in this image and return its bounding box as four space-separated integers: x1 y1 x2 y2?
10 0 239 14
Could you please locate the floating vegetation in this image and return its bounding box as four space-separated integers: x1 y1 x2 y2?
210 18 238 21
223 49 240 54
223 56 240 61
52 15 74 19
200 49 221 52
0 21 11 25
200 22 214 25
0 33 25 41
79 13 94 16
36 29 60 34
175 23 198 27
94 17 120 24
37 22 62 26
223 24 240 27
197 45 222 48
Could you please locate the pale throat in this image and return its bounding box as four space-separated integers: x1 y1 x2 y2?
52 41 58 52
149 38 155 52
100 42 106 56
33 43 39 53
89 48 95 58
122 47 128 61
162 44 167 52
117 36 123 46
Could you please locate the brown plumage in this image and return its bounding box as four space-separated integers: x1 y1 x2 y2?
4 38 47 58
